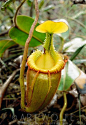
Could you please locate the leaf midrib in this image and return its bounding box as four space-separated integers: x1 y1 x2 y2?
16 26 44 44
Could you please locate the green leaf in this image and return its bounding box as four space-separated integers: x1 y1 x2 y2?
27 0 33 6
9 15 46 47
70 44 86 61
9 27 42 47
58 60 80 91
39 0 44 9
0 39 16 57
7 6 14 14
1 0 16 11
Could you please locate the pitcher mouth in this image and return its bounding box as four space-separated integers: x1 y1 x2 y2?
27 50 65 73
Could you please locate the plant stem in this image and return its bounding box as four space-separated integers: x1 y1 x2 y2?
19 0 39 112
14 0 26 27
78 93 81 125
59 92 67 125
58 37 64 53
59 63 67 125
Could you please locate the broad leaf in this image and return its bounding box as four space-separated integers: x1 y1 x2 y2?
58 60 80 91
9 27 42 47
0 39 16 57
9 15 46 47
